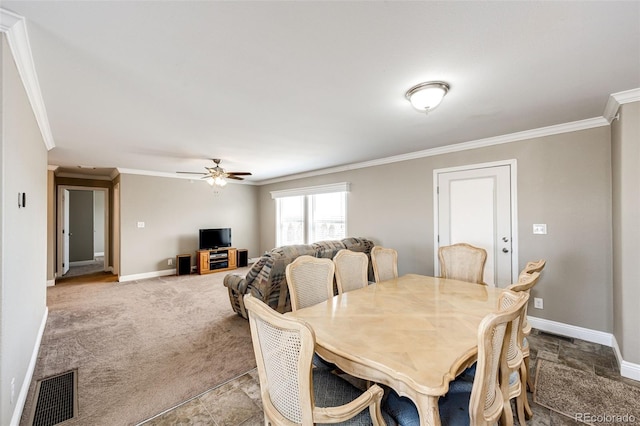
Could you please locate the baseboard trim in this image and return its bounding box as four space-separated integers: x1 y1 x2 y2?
528 316 640 381
11 307 48 426
527 316 613 346
118 269 176 282
46 279 55 287
612 336 640 381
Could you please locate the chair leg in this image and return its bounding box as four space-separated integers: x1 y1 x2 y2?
520 363 533 419
501 397 515 426
516 393 528 425
524 355 534 392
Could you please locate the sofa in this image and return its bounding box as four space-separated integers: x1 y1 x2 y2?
224 237 375 319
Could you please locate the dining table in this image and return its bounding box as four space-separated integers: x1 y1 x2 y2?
287 273 505 426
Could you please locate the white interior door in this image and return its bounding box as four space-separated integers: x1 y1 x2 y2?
435 161 517 287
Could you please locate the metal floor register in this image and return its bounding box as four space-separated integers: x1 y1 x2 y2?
29 370 78 426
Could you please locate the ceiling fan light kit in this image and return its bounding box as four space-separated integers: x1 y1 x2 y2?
405 81 450 114
207 176 227 187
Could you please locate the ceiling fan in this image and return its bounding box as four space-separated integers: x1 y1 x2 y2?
177 159 252 185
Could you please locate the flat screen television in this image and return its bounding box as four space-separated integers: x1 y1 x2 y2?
199 228 232 250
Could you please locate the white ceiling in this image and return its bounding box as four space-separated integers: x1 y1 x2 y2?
4 1 640 183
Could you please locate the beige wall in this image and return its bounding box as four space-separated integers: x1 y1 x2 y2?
118 174 260 277
1 35 48 425
612 101 640 364
259 126 613 333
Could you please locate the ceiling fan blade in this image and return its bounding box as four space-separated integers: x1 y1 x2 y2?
227 172 252 176
176 171 206 175
226 175 244 180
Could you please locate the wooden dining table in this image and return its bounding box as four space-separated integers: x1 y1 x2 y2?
287 274 505 426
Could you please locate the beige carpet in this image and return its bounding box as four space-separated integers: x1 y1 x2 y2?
20 268 256 426
534 359 640 425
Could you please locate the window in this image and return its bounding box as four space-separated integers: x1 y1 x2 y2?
272 183 348 246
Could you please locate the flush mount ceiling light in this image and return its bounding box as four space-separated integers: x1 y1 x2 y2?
405 81 450 114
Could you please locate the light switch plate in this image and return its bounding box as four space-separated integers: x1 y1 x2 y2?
533 224 547 234
137 221 145 228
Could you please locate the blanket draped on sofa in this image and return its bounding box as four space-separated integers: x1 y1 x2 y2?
223 237 374 319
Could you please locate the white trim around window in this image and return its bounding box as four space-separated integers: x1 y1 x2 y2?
270 182 350 199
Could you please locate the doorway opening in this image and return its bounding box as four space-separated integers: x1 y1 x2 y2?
56 186 110 281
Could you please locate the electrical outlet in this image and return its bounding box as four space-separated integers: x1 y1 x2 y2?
167 258 173 266
534 297 544 309
10 377 15 405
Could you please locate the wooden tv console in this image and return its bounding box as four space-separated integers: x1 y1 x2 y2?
197 248 237 274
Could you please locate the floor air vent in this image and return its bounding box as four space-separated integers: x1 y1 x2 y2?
539 330 574 343
30 370 78 426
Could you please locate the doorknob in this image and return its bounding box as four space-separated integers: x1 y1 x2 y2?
502 237 509 242
502 248 509 253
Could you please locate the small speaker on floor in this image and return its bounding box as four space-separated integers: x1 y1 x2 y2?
176 254 191 275
237 249 248 267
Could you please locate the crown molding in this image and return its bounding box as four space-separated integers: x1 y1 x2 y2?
1 8 55 151
614 87 640 104
54 172 113 181
257 116 609 185
604 88 640 123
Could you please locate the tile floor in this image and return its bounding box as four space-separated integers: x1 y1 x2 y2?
139 329 638 426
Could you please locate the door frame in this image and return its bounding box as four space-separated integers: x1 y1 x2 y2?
112 182 120 276
433 159 519 284
57 185 110 277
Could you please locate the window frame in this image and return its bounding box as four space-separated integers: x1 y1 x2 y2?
272 183 349 246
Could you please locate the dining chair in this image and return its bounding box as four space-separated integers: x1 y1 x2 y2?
518 259 546 279
334 249 369 294
497 289 530 426
285 255 337 370
285 255 335 311
383 291 529 426
371 246 398 283
507 270 542 408
243 294 391 426
438 243 487 284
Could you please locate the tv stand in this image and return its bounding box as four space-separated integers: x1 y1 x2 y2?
197 248 237 274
